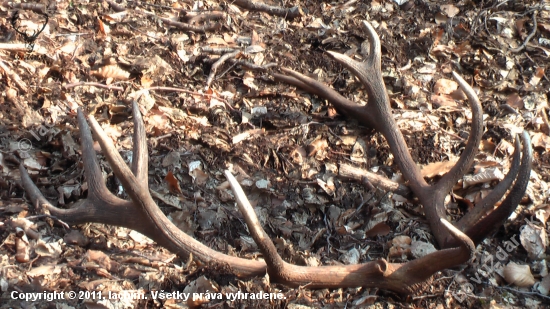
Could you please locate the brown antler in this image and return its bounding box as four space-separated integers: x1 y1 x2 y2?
273 20 532 250
20 101 474 295
18 20 531 296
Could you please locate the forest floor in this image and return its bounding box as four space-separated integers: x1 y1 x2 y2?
1 0 550 308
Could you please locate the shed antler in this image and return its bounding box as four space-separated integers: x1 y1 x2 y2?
18 21 531 295
273 20 532 249
20 102 473 295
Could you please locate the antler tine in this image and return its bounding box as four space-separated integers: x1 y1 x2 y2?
77 107 108 195
325 20 382 87
434 72 483 193
274 69 377 127
19 108 140 226
462 131 532 245
455 134 522 232
129 101 148 186
321 23 430 197
225 170 475 294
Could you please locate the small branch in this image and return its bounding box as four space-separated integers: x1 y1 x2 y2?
510 11 538 53
233 0 303 19
63 82 124 91
5 2 46 14
0 43 48 54
206 50 240 89
134 8 221 33
132 86 235 110
338 163 411 197
25 214 71 230
201 48 276 71
0 59 28 93
200 47 237 55
228 59 277 71
186 11 226 24
494 285 550 301
106 0 126 12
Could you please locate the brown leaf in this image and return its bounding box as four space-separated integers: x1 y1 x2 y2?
529 67 545 87
86 250 119 272
531 132 550 151
188 161 209 186
431 94 458 108
421 160 457 178
503 262 535 287
97 17 106 35
506 93 524 109
365 222 391 237
15 229 30 263
64 230 89 246
433 78 458 95
165 171 183 195
535 204 550 226
90 64 131 81
520 222 547 260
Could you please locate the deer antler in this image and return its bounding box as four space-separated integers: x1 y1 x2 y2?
20 101 473 294
19 20 531 295
273 20 532 249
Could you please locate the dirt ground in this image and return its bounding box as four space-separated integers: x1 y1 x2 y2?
1 0 550 308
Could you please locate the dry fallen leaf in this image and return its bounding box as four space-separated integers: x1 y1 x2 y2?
520 222 548 260
534 204 550 226
535 275 550 295
506 93 524 109
64 230 89 247
165 171 184 196
15 228 30 263
421 160 457 178
531 132 550 151
188 160 209 186
503 262 536 287
388 235 412 259
411 241 436 259
90 64 131 82
463 167 504 188
440 4 459 17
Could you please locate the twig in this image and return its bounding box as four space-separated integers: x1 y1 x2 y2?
228 59 277 71
0 59 28 93
106 0 126 12
186 11 226 25
0 43 48 54
25 214 71 230
201 47 277 71
134 7 221 33
232 0 303 19
510 11 538 53
63 82 124 91
206 50 240 89
131 86 235 110
494 285 550 301
338 163 411 197
5 2 46 14
126 0 174 10
201 47 237 55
